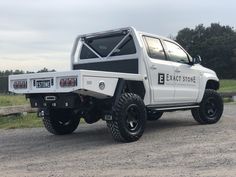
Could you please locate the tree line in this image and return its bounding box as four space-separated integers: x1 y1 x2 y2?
176 23 236 79
0 68 56 77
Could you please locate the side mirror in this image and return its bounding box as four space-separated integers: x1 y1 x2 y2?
193 55 202 64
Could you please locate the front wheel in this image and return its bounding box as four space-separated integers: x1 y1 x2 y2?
43 109 80 135
191 89 223 124
107 93 147 142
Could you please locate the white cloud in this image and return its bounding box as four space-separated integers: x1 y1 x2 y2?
0 52 70 71
0 29 43 42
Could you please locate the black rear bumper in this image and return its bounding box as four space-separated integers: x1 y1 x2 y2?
26 93 80 109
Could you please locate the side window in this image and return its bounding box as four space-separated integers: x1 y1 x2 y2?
164 41 189 64
144 36 166 60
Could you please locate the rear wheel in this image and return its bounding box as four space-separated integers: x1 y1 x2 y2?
106 93 147 142
43 109 80 135
191 89 223 124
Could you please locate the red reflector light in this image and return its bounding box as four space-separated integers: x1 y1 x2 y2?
60 78 77 87
13 80 27 89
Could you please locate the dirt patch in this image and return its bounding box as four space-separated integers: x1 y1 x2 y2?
0 105 235 177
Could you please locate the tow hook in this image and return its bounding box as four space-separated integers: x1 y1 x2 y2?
37 109 49 118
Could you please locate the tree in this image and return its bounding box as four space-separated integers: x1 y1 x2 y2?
37 67 56 73
0 70 24 76
176 23 236 79
0 68 56 76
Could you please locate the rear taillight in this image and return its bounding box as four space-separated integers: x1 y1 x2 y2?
13 80 27 89
60 78 77 87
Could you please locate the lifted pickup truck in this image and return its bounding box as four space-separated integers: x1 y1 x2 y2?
9 27 223 142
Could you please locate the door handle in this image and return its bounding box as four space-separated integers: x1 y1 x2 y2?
150 65 157 70
174 68 181 73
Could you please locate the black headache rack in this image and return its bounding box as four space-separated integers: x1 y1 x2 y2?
73 29 139 74
80 30 136 59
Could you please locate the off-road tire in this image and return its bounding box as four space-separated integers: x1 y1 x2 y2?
43 109 80 135
107 93 147 142
147 109 163 121
191 89 223 124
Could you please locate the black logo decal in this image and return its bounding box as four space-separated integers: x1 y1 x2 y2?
158 73 165 85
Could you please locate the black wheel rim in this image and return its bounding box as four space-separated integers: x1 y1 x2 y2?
204 97 218 118
58 120 72 126
125 104 141 132
53 109 74 126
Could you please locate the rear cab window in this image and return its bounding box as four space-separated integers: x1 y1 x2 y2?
79 31 136 60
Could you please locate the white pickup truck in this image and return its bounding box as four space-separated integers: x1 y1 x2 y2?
9 27 223 142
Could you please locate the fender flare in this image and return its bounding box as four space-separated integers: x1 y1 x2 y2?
113 79 146 106
197 73 219 103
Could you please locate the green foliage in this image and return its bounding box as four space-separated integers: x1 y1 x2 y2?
0 70 24 76
37 67 56 73
0 95 29 107
219 80 236 92
176 23 236 79
0 113 42 129
0 77 8 93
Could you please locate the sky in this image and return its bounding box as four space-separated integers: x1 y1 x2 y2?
0 0 235 72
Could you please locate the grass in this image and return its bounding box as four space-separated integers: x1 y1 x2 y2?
0 94 40 129
0 113 43 129
0 94 29 107
223 97 236 103
219 80 236 93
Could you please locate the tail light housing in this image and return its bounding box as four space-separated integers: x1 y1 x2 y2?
13 80 27 89
60 77 77 87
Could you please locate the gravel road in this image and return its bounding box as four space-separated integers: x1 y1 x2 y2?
0 104 236 177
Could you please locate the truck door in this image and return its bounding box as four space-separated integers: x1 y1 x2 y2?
163 40 200 103
143 36 175 104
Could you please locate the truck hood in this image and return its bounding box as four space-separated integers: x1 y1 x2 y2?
200 65 216 74
195 64 219 80
194 64 216 74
